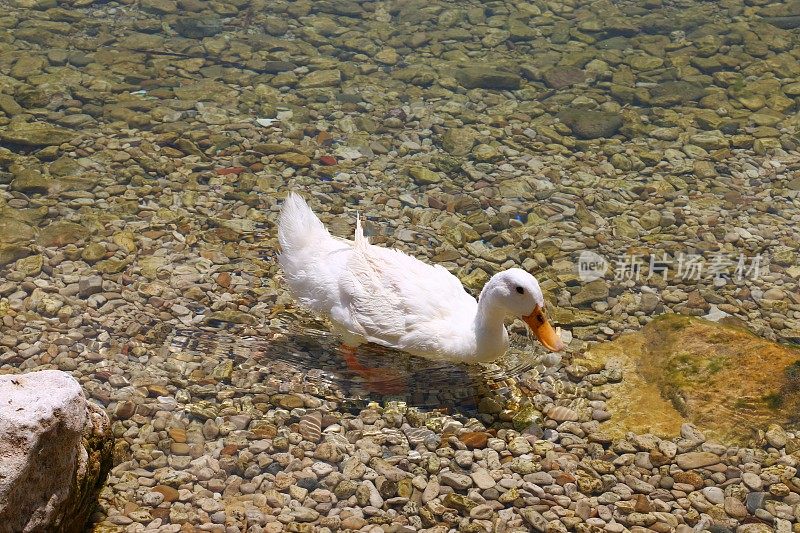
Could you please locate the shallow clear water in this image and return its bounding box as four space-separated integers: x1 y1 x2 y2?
166 312 549 414
2 0 800 529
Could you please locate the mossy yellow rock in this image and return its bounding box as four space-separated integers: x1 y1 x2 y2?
584 314 800 445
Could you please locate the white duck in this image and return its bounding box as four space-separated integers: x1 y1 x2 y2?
277 193 565 366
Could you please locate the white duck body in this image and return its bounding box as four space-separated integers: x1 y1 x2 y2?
277 193 563 364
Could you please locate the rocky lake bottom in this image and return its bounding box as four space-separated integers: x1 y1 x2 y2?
1 0 800 531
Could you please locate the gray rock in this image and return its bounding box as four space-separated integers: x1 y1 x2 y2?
639 292 660 314
422 477 439 503
520 508 548 531
763 15 800 29
675 451 720 470
745 491 766 514
402 425 436 445
470 469 495 489
173 17 222 38
78 276 103 298
742 472 762 490
558 109 623 139
439 471 472 490
525 472 554 485
649 81 705 106
0 122 76 146
765 424 788 449
455 67 522 90
624 475 654 494
702 486 724 505
356 480 383 508
680 424 705 443
369 457 408 482
572 279 609 306
0 370 112 532
298 69 342 89
441 127 479 156
542 67 586 89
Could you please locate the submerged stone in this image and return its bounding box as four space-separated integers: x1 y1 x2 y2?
558 109 623 139
37 222 90 247
0 243 31 266
0 219 36 244
441 127 478 156
584 314 800 444
0 122 75 146
542 67 586 89
206 310 257 325
455 67 521 90
173 16 222 39
298 69 342 89
409 167 441 185
649 81 706 106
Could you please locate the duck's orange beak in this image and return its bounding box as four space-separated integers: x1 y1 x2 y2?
522 306 565 352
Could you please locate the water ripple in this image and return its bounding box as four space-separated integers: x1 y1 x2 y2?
166 312 551 414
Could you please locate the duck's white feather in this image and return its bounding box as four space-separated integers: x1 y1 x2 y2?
341 228 479 358
278 193 350 316
278 192 480 360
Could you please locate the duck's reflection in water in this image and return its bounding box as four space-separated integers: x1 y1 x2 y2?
167 314 543 416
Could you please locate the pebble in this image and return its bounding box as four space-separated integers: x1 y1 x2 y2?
2 0 798 532
546 406 579 422
471 469 496 489
724 496 748 519
440 471 473 491
291 508 320 523
742 472 763 490
369 457 408 482
78 276 103 298
299 411 322 443
458 432 491 449
675 452 720 470
746 492 767 514
701 486 724 505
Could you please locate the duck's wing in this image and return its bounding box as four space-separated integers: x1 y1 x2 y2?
336 218 477 352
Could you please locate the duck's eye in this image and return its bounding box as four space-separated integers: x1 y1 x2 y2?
515 286 525 294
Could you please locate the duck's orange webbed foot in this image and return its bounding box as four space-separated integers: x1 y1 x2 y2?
339 344 406 395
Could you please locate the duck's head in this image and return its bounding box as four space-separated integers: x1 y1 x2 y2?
481 268 565 352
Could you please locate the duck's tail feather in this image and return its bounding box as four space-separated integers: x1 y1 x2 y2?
278 192 330 258
354 212 369 249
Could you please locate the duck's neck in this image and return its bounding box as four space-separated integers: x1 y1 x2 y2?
471 294 509 363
